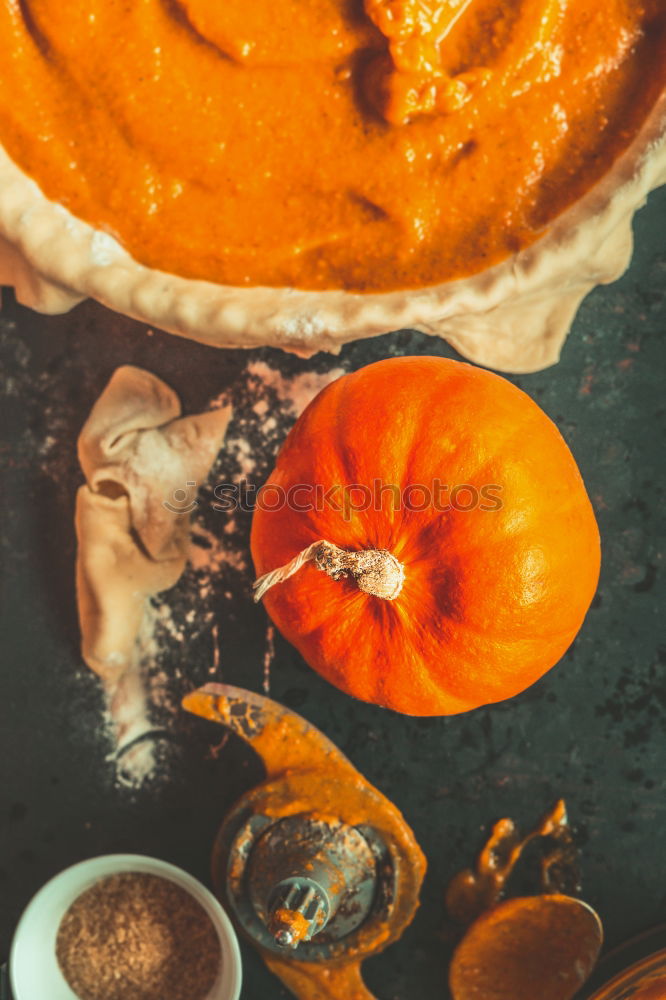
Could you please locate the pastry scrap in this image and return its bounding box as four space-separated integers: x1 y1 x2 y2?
75 365 231 682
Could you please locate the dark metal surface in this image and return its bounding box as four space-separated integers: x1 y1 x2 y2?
0 963 12 1000
1 186 665 999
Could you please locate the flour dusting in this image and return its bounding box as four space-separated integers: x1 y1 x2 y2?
1 311 349 793
263 624 276 694
101 357 346 789
245 360 344 414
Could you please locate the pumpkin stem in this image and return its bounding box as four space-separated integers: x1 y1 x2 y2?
253 539 405 603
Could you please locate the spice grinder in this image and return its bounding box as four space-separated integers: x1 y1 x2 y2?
217 797 396 959
9 854 242 1000
183 684 426 998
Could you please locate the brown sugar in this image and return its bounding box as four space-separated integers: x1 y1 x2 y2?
55 872 222 1000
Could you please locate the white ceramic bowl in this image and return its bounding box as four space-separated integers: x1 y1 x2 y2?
9 854 242 1000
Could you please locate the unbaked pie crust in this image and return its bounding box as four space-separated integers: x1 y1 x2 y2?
0 91 664 373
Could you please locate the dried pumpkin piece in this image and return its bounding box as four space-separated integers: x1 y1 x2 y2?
449 894 603 1000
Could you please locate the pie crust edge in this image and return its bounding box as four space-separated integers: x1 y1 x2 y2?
0 91 664 373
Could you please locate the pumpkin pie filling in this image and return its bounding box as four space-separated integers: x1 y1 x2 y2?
0 0 664 293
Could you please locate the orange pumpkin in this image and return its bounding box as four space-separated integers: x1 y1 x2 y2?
250 357 600 716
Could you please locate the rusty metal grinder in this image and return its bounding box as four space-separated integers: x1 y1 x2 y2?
182 684 426 1000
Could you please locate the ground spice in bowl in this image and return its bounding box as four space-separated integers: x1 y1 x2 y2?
55 872 222 1000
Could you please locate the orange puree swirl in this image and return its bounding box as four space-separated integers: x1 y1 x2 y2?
1 0 664 292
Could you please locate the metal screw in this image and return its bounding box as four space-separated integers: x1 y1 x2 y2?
274 929 296 948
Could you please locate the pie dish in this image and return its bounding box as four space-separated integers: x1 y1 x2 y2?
586 947 666 999
0 3 665 372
